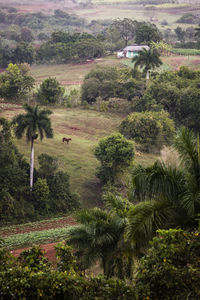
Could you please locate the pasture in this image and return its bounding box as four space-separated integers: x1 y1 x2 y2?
0 105 158 208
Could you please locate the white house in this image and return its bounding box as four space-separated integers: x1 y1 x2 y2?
117 45 149 58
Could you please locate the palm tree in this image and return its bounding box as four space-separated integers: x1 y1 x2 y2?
132 48 162 81
126 127 200 251
67 193 133 279
13 104 53 189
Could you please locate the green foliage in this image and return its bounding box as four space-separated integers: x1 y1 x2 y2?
110 18 137 46
38 153 80 213
0 267 135 299
55 241 77 273
14 42 36 65
18 245 50 272
37 77 65 105
135 229 200 300
38 153 58 177
0 118 31 222
177 13 200 24
48 171 80 212
140 67 200 132
119 111 175 152
33 178 50 211
81 66 144 104
0 63 35 102
127 128 200 250
20 27 34 43
67 197 132 279
37 32 104 64
132 48 162 80
3 227 73 249
94 133 134 184
135 22 162 45
175 26 186 42
171 48 200 55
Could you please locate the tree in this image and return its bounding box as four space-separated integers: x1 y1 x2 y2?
33 178 50 211
0 63 35 102
0 118 31 221
110 18 137 46
175 26 186 43
126 127 200 250
81 66 144 104
94 133 134 184
37 77 65 105
150 41 172 56
135 22 162 45
67 193 132 279
20 27 34 43
119 111 175 152
195 24 200 42
14 42 36 65
132 48 162 81
140 67 200 132
135 229 200 299
13 104 53 189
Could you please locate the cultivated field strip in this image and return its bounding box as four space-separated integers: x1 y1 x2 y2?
3 226 74 250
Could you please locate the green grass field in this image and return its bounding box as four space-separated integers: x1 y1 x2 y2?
30 56 121 86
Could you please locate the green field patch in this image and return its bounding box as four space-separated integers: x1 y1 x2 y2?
171 48 200 56
3 227 73 250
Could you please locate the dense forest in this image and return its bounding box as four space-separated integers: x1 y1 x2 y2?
0 0 200 298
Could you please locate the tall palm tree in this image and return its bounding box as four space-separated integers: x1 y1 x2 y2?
132 48 162 81
67 193 133 279
126 127 200 251
13 104 53 189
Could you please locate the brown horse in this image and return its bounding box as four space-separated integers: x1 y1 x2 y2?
62 137 72 144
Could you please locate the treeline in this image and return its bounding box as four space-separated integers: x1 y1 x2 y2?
0 8 85 31
0 18 163 67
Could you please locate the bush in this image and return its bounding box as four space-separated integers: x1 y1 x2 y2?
0 243 135 299
37 77 65 105
94 133 134 184
135 229 200 300
140 68 200 132
119 111 175 152
81 66 144 104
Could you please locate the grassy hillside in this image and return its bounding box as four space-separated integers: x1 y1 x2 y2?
0 105 157 208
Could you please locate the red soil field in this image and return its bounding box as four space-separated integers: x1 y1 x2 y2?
11 242 58 263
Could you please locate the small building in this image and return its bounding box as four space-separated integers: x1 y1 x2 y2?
117 45 149 58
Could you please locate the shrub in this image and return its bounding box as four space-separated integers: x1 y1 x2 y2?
135 229 200 300
94 133 134 184
37 77 65 105
81 66 144 104
0 243 135 299
119 111 175 152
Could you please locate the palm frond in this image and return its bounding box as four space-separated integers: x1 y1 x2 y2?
126 199 172 244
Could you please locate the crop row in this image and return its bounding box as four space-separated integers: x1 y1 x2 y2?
2 226 73 250
171 48 200 56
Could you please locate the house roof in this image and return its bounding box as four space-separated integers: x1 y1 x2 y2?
124 45 149 52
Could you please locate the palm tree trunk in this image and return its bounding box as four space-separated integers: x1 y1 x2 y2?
30 138 34 190
146 69 150 82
